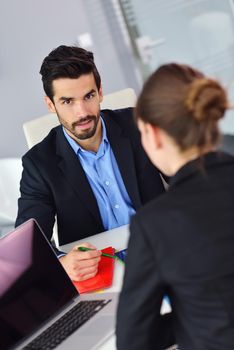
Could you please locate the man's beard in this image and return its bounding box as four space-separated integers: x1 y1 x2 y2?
59 113 100 141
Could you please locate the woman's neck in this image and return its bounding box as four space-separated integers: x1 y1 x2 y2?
168 145 215 176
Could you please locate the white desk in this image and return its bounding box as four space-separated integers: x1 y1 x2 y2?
59 224 171 350
60 224 129 253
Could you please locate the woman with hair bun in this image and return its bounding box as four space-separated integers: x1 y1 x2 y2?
117 63 234 350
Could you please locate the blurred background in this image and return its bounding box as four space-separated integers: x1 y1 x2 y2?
1 0 234 235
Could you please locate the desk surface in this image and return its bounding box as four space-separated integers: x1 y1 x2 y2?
60 224 129 253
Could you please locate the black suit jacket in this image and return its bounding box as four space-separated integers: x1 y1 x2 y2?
16 108 164 246
117 152 234 350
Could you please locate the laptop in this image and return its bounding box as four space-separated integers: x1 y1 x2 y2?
0 219 119 350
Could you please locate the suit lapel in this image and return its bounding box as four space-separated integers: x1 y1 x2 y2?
103 112 142 210
55 127 103 226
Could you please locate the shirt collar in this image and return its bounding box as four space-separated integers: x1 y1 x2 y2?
62 114 108 155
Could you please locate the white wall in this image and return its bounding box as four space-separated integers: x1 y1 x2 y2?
0 0 140 158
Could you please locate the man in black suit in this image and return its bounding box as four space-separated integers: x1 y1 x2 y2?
16 45 164 281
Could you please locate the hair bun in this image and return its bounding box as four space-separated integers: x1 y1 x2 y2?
185 78 228 122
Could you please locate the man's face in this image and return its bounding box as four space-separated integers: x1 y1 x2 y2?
45 73 103 142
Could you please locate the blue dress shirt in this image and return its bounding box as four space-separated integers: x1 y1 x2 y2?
63 117 135 230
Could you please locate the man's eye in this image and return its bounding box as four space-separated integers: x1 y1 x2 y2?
85 93 95 100
62 99 72 105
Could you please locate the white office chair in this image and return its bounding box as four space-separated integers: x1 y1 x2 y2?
23 88 137 149
0 158 23 236
22 88 136 246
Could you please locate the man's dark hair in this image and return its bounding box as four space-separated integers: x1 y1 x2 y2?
39 45 101 101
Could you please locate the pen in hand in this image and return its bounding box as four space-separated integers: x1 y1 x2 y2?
78 246 117 259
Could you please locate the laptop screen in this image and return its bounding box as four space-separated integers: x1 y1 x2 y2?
0 219 78 350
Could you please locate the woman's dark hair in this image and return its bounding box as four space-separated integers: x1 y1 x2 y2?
135 63 229 151
39 45 101 101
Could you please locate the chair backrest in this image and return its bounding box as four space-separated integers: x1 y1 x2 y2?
101 87 136 110
23 88 137 149
0 158 23 226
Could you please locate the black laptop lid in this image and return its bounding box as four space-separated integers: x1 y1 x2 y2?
0 219 78 350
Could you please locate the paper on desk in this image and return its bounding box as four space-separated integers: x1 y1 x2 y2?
73 247 115 294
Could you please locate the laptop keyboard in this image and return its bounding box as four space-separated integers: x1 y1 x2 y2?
23 299 111 350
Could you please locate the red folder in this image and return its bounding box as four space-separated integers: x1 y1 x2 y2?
73 246 115 294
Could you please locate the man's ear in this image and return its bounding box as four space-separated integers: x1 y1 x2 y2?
44 96 56 113
98 85 103 103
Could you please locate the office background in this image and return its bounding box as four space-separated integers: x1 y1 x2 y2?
1 0 234 159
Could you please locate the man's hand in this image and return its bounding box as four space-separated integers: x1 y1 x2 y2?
59 242 101 281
